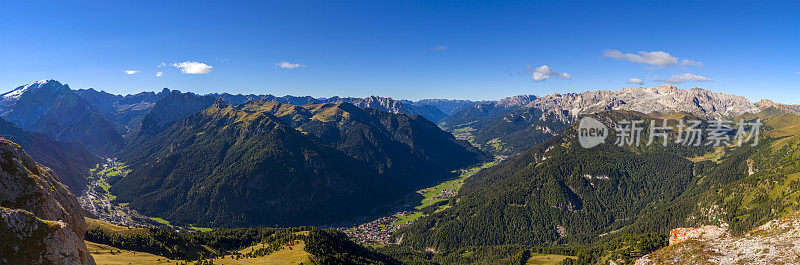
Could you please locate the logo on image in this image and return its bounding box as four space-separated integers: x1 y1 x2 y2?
578 117 608 148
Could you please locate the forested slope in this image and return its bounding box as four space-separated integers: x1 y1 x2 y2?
111 100 390 227
396 109 800 264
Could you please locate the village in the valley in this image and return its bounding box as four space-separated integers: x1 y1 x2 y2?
340 156 505 245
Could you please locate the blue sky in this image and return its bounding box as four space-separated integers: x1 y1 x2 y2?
1 0 798 102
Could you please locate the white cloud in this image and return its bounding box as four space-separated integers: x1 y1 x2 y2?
172 61 213 74
681 59 704 67
795 72 800 75
627 78 645 85
275 61 305 69
156 71 164 77
660 73 713 84
527 65 571 82
603 49 703 69
125 70 139 75
157 62 166 68
431 45 447 51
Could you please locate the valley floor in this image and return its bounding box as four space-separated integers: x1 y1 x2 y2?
339 156 504 245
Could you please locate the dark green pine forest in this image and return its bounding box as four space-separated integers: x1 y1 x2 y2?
388 109 800 264
112 99 488 227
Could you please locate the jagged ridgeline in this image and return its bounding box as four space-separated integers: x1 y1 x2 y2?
441 85 759 156
396 108 800 261
112 100 488 227
0 80 124 154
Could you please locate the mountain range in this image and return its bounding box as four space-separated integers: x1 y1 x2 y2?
1 80 469 149
0 80 123 154
442 84 760 155
3 79 800 264
112 99 486 227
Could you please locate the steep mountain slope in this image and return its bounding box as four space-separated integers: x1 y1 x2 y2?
114 100 486 227
0 80 123 154
0 136 95 264
239 100 489 187
74 88 170 136
442 85 759 155
400 110 765 245
398 107 800 263
400 112 700 251
0 117 99 193
135 90 217 136
116 90 218 162
112 101 392 227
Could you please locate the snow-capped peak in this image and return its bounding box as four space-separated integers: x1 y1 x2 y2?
2 80 52 100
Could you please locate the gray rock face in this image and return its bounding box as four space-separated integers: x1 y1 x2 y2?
755 99 800 115
496 94 538 109
0 136 94 264
524 84 759 118
443 85 760 155
0 208 94 265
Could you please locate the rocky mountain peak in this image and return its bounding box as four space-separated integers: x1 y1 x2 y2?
497 94 537 108
756 99 776 107
1 80 65 101
212 98 229 108
755 99 800 114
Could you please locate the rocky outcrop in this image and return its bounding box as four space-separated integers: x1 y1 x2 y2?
0 136 94 264
668 225 725 245
0 208 93 265
637 212 800 264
